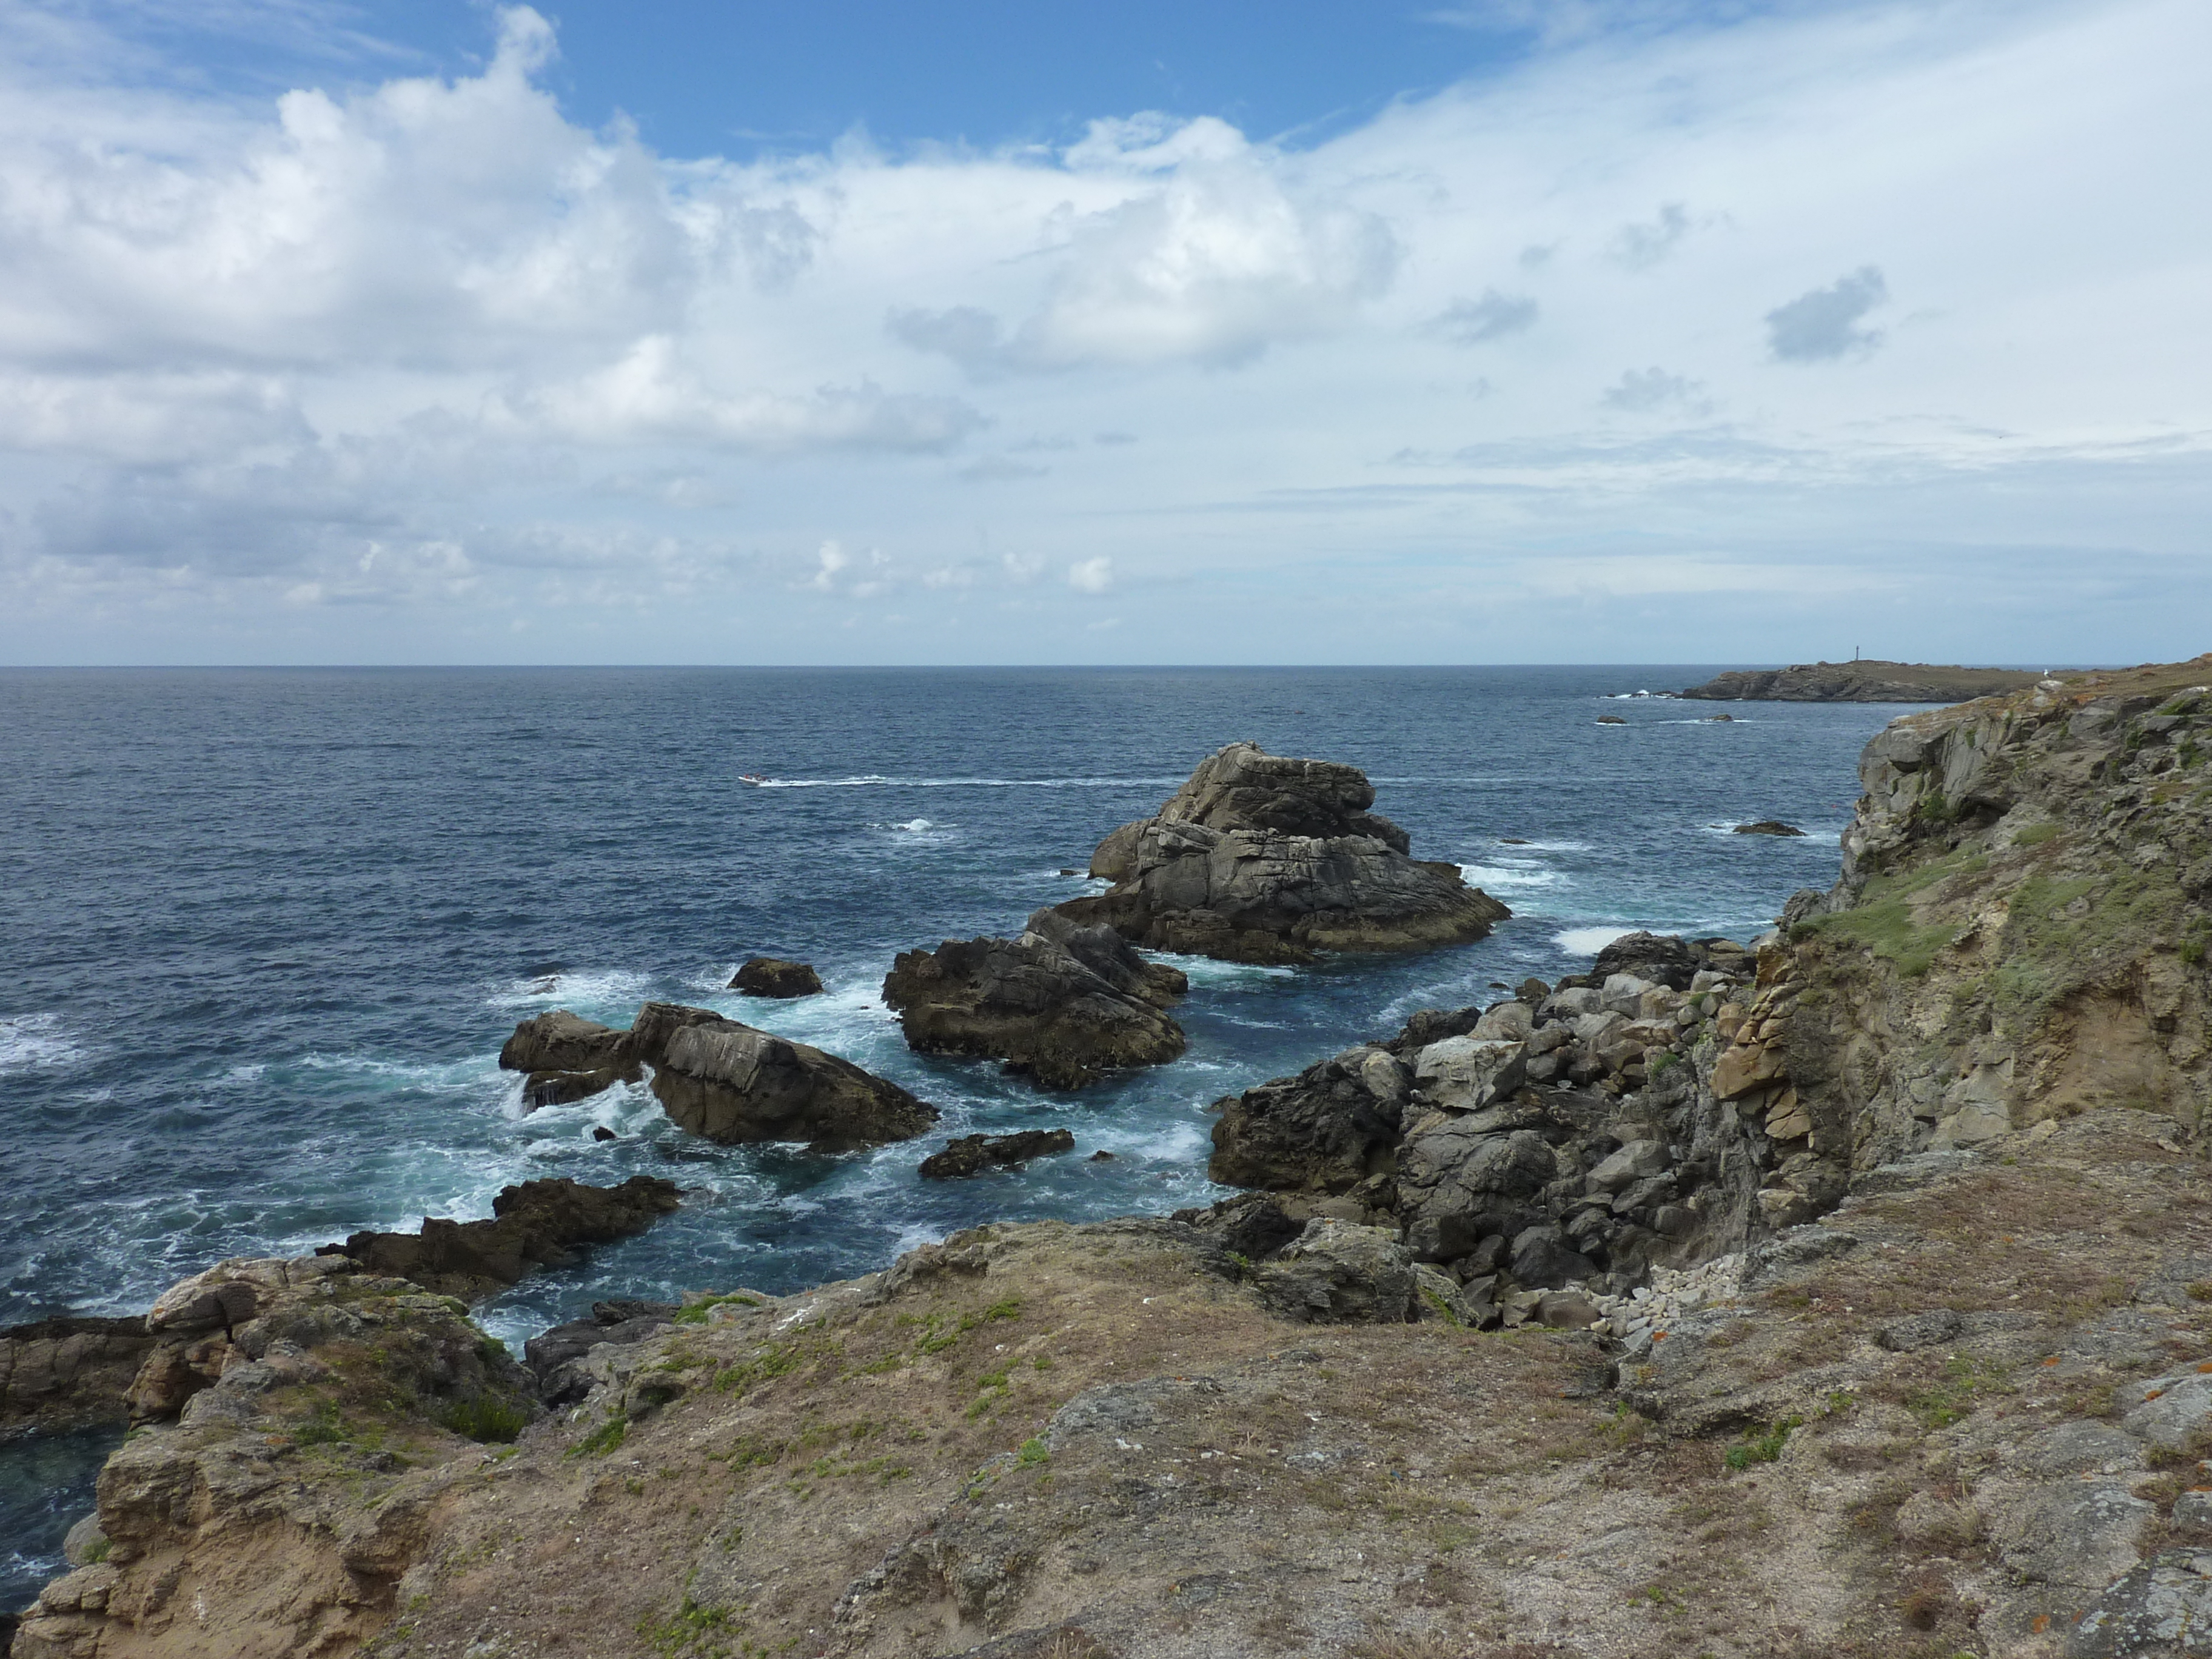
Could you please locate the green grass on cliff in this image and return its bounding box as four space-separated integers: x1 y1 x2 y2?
1991 865 2185 1028
1793 849 1985 976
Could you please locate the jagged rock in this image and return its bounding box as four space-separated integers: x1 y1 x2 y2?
1208 1045 1409 1192
1056 742 1509 965
1252 1219 1416 1323
1171 1191 1306 1264
919 1128 1077 1179
731 957 824 997
1395 1123 1558 1263
882 908 1187 1090
1510 1223 1598 1290
1412 1036 1527 1113
637 1002 940 1148
525 1299 681 1404
1733 820 1806 836
326 1176 684 1301
499 1010 642 1108
0 1315 158 1433
1589 931 1705 991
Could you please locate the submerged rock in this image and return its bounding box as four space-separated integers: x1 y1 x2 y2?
634 1002 939 1150
326 1176 684 1301
1732 820 1806 836
882 907 1187 1089
917 1128 1077 1179
729 956 824 998
1059 741 1508 965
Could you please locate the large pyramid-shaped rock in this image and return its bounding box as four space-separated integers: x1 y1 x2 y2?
1059 742 1508 965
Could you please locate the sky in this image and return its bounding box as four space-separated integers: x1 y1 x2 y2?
0 0 2206 666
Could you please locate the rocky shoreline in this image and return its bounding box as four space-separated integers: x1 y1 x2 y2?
10 662 2212 1658
1677 659 2053 703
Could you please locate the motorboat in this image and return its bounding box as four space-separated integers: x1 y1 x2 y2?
738 773 771 786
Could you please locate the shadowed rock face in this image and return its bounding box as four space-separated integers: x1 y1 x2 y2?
637 1002 940 1151
0 1316 157 1433
883 908 1187 1090
1061 742 1508 965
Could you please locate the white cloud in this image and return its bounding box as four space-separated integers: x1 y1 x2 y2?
1067 557 1114 594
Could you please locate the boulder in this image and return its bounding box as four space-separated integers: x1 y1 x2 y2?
1056 742 1509 965
1509 1223 1598 1290
918 1128 1077 1179
498 1010 642 1108
638 1004 940 1148
1412 1036 1527 1113
1395 1123 1559 1263
1209 1045 1409 1193
326 1176 685 1301
1588 932 1702 992
1252 1219 1416 1324
730 957 824 998
882 908 1187 1090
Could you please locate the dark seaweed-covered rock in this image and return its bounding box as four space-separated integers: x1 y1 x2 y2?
325 1176 684 1301
730 957 824 997
917 1128 1077 1179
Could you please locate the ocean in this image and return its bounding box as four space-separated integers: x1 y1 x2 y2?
0 665 1903 1604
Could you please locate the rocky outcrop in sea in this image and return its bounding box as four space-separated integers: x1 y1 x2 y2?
883 907 1187 1088
1059 740 1509 964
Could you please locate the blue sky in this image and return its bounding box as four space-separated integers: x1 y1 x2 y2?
1 0 2207 665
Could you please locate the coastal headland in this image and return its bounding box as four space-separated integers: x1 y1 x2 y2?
9 657 2212 1658
1677 660 2056 703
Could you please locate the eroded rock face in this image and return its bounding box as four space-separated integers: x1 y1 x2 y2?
882 908 1187 1089
918 1129 1076 1179
1057 742 1509 965
327 1176 685 1301
0 1315 157 1433
12 1253 538 1659
642 1003 940 1150
731 957 824 998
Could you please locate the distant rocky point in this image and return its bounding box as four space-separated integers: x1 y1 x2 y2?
1677 659 2049 702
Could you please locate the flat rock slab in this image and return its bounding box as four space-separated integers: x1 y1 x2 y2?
640 1002 939 1150
918 1128 1076 1180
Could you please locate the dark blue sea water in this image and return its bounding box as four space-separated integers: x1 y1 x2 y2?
0 665 1904 1606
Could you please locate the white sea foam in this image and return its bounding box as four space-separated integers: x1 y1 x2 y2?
0 1012 84 1073
484 967 654 1012
1155 953 1299 985
1555 926 1638 954
1459 862 1566 891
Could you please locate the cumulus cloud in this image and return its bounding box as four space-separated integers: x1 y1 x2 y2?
1427 289 1540 345
887 124 1399 374
1765 266 1890 361
1607 202 1692 270
1067 557 1114 594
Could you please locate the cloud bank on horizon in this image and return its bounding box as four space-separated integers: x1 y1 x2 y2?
0 0 2207 665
